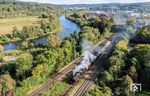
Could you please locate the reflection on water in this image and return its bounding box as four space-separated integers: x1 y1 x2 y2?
2 15 80 51
58 15 80 39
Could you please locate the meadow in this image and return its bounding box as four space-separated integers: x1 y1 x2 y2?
0 16 41 34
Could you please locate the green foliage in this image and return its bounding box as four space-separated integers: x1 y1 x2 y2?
100 71 114 84
126 16 136 25
132 44 150 68
12 32 82 95
91 40 132 96
85 86 104 96
136 25 150 43
15 72 47 96
68 12 113 33
38 81 68 96
41 14 59 33
115 40 129 51
16 53 33 78
12 26 19 38
107 42 127 74
80 26 100 43
0 74 16 95
0 1 62 18
0 50 21 57
0 14 59 43
67 12 113 42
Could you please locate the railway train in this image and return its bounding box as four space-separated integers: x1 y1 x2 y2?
72 41 112 82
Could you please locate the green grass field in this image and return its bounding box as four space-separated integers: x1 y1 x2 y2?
0 16 41 35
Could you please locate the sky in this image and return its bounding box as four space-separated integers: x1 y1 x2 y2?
19 0 150 4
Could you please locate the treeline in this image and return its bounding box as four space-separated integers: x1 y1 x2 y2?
0 14 59 43
67 12 114 43
0 0 62 18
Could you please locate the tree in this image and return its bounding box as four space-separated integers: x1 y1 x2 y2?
21 41 29 49
80 26 100 43
86 87 104 96
102 86 113 96
124 75 133 88
100 71 114 84
126 16 136 25
12 26 19 38
61 40 72 63
90 16 101 28
0 74 15 96
32 64 49 79
48 35 60 47
16 53 33 78
136 25 150 43
115 40 128 51
40 13 48 18
132 45 150 68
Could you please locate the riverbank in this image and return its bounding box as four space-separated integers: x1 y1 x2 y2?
0 15 81 51
0 27 61 45
0 13 61 45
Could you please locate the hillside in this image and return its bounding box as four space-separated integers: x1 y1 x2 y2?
62 2 150 10
0 0 62 18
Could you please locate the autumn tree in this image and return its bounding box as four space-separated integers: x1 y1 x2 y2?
0 74 16 96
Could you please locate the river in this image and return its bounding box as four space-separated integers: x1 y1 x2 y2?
2 15 80 51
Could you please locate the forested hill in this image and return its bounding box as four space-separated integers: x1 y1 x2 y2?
62 2 150 10
0 0 62 18
0 0 17 3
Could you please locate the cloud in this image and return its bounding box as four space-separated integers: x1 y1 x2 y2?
19 0 150 4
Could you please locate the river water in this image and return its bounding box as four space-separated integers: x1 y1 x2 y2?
2 15 80 51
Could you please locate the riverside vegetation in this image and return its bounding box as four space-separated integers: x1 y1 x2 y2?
0 4 114 95
0 1 149 96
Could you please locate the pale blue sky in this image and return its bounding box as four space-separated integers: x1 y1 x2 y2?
19 0 150 4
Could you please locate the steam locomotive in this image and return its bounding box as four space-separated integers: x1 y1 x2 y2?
72 41 111 82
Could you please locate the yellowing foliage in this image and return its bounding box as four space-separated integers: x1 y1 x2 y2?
136 44 150 49
0 74 16 91
32 64 49 76
116 40 128 50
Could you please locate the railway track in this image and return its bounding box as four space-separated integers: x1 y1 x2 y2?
74 55 106 96
27 43 104 95
28 33 117 96
69 40 117 96
27 58 81 96
63 54 106 96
